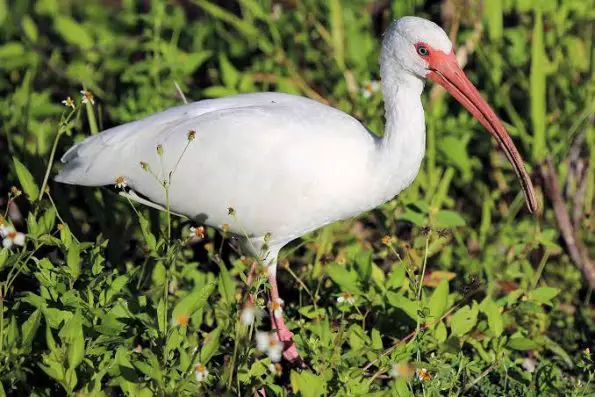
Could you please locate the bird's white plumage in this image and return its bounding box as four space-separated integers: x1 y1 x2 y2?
56 16 444 251
58 93 391 245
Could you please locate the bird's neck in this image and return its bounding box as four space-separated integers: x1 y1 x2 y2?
371 67 426 203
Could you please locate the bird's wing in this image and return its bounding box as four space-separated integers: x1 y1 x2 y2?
56 92 345 186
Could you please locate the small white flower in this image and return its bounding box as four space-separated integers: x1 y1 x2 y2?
80 89 95 105
168 279 179 294
521 357 537 373
272 3 282 20
256 331 270 352
361 80 380 98
189 226 205 239
1 225 25 249
255 331 283 362
241 304 256 326
194 363 208 382
61 96 75 109
416 368 431 382
115 176 127 189
389 362 412 379
241 304 264 326
171 313 189 327
268 362 283 376
337 292 355 305
268 298 284 319
267 338 283 362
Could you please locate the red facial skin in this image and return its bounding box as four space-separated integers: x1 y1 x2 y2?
414 42 537 214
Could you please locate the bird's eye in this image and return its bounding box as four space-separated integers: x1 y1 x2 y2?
417 45 430 57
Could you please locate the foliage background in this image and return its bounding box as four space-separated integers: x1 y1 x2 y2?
0 0 594 395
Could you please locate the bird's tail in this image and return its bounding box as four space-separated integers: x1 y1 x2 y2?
54 134 119 186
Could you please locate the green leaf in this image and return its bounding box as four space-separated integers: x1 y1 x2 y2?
239 0 269 20
434 320 447 342
0 0 6 25
105 275 129 303
435 210 466 227
438 136 472 179
219 54 239 88
290 370 327 397
530 9 546 161
371 328 383 350
428 279 449 322
152 261 166 286
542 335 573 367
180 51 212 75
22 15 39 42
0 248 8 270
66 242 81 281
397 209 427 226
172 282 215 320
450 304 478 336
134 359 163 385
529 287 559 306
13 157 39 200
39 207 57 235
354 251 372 283
157 299 166 335
484 0 503 41
202 85 237 98
329 0 345 69
54 16 93 48
327 263 359 293
59 223 73 247
21 309 42 348
200 327 221 364
60 314 85 369
45 324 57 351
64 368 78 393
194 0 259 38
481 298 503 337
386 263 406 290
508 336 540 351
39 359 65 382
138 213 157 252
217 263 236 306
386 292 418 321
0 42 25 59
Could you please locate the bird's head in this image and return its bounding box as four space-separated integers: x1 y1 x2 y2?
383 16 538 214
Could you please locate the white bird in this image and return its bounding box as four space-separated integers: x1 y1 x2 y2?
56 16 537 364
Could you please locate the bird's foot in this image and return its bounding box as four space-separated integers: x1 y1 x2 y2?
272 317 305 367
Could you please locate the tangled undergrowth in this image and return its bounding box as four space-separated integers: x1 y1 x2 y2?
1 0 594 395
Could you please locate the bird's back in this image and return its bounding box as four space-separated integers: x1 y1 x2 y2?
56 92 380 243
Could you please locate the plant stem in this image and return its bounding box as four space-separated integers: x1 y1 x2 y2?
417 234 431 301
0 286 4 355
165 183 171 242
38 131 62 201
227 323 241 390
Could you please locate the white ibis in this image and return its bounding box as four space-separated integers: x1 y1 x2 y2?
56 16 537 364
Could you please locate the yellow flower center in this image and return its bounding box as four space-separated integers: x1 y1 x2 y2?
115 176 125 185
175 314 189 326
195 363 206 373
193 226 205 238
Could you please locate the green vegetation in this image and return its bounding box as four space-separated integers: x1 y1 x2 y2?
0 0 594 395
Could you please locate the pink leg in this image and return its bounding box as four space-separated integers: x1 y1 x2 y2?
267 269 303 365
245 260 258 305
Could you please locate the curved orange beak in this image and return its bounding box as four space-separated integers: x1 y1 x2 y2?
427 51 538 213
